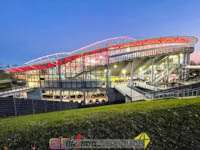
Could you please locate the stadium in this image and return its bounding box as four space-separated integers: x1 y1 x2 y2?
5 36 198 104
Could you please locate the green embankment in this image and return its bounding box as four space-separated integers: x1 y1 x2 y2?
0 70 10 80
0 70 11 89
0 98 200 149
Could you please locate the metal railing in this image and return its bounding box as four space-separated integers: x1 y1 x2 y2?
131 86 200 101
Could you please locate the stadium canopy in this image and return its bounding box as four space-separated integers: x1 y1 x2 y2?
7 36 198 73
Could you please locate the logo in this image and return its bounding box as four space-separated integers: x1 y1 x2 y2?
134 132 150 149
50 132 150 149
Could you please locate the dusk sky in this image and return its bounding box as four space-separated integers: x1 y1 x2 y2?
0 0 200 66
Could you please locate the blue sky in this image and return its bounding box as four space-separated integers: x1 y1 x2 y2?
0 0 200 66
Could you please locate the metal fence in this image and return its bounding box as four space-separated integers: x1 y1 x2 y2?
131 86 200 101
0 97 80 118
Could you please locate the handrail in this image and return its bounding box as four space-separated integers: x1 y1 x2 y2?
131 85 200 101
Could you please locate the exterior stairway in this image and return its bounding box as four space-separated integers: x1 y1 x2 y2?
153 66 176 84
114 84 148 102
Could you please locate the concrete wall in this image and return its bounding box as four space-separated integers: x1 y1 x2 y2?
107 88 125 103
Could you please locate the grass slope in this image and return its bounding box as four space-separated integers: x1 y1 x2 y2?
0 70 11 89
0 98 200 149
0 70 10 80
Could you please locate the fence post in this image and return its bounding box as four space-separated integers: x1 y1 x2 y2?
53 101 55 111
44 100 46 113
60 101 62 111
32 99 35 114
13 98 17 116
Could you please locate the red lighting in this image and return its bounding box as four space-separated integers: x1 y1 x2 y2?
41 66 47 69
100 48 108 53
71 55 80 59
92 50 99 54
8 69 14 72
83 53 89 56
56 61 62 66
65 58 71 62
48 63 54 68
109 37 190 50
36 66 41 69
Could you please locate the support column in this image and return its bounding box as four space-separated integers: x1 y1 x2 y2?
186 53 190 65
183 53 186 65
151 57 154 86
82 55 86 88
83 90 86 105
130 60 134 85
58 65 62 89
52 90 55 100
59 90 62 102
178 54 181 80
59 90 62 110
106 55 111 103
185 53 188 65
39 70 41 88
58 65 62 103
186 53 190 79
106 57 110 88
167 56 170 86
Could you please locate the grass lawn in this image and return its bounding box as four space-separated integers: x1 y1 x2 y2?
0 97 200 149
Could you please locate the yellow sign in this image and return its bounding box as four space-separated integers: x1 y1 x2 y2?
134 132 150 149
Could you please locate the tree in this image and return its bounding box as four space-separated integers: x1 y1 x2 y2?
190 60 196 65
6 64 10 68
12 64 18 67
0 63 3 70
197 62 200 65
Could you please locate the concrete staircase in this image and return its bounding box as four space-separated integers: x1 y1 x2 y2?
114 84 147 102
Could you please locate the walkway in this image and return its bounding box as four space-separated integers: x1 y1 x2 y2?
0 86 35 97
